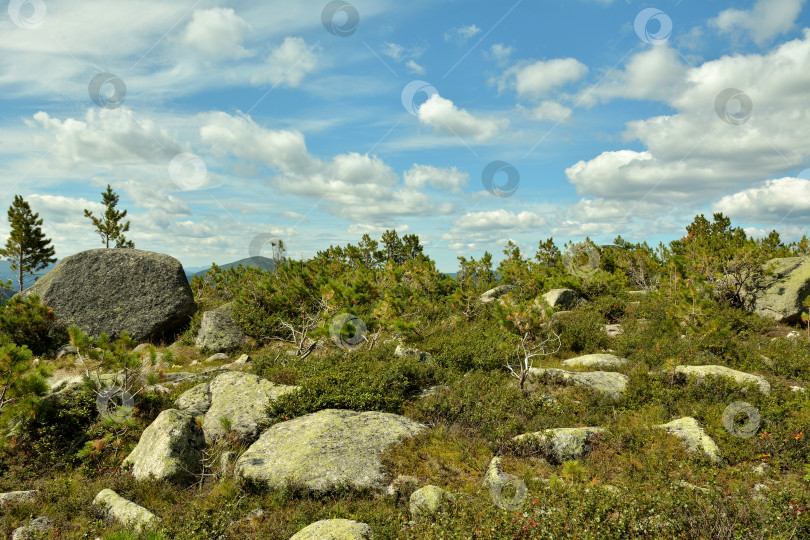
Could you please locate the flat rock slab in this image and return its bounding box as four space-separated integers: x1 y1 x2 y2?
654 417 721 463
122 409 204 482
12 516 51 540
675 365 771 395
529 368 628 400
0 491 37 505
175 371 298 443
93 489 159 532
235 409 425 493
290 519 373 540
512 427 605 463
561 353 627 371
20 248 196 342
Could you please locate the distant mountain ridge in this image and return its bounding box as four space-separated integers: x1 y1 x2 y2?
185 256 276 280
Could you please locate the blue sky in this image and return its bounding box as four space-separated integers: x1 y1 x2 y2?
1 0 809 273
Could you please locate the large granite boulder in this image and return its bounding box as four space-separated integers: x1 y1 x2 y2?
21 249 196 342
290 519 373 540
742 256 810 323
122 409 205 482
195 303 245 353
175 371 298 443
235 409 425 493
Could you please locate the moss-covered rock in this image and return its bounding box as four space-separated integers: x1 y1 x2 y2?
122 409 204 482
92 488 158 532
195 309 245 353
289 518 373 539
174 381 212 417
743 256 810 323
20 248 196 342
409 485 455 520
561 353 627 370
542 288 584 309
674 364 771 395
512 426 605 463
529 368 628 400
203 371 298 443
654 417 721 463
235 409 425 493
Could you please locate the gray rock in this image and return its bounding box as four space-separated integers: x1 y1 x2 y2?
0 490 37 505
235 409 425 493
674 365 771 395
529 368 628 400
482 456 505 489
385 474 419 501
418 385 449 399
479 285 516 304
654 417 721 463
561 353 627 370
175 381 212 417
20 249 196 342
122 409 205 482
512 427 605 464
394 344 431 362
604 324 623 338
289 519 373 540
202 371 298 443
55 344 78 359
204 353 230 363
92 489 158 532
742 256 810 323
542 288 584 310
195 310 245 353
409 485 455 519
11 516 51 540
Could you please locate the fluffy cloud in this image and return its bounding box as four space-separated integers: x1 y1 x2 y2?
199 112 440 222
578 46 688 106
381 42 426 62
183 8 252 58
406 60 426 75
531 101 573 123
403 165 468 193
711 0 805 46
444 25 481 44
417 95 505 142
252 37 320 87
565 30 810 206
487 43 514 63
500 58 588 99
453 209 547 231
31 108 183 167
713 177 810 222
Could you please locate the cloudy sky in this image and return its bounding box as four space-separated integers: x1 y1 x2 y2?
1 0 809 272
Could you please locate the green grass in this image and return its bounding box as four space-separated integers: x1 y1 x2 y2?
1 292 809 539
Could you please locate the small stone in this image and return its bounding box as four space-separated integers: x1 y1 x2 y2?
409 485 455 520
752 462 769 476
11 516 52 540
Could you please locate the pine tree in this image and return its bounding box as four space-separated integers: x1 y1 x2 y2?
0 196 57 293
84 185 134 248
